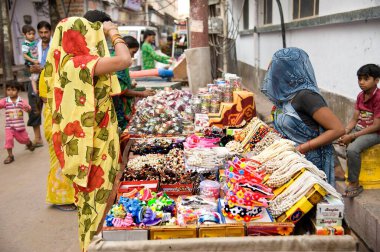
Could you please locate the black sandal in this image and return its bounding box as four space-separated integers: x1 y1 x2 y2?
26 142 35 152
343 185 363 198
4 156 15 164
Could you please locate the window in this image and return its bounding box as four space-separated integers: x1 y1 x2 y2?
243 0 249 30
264 0 273 25
293 0 319 20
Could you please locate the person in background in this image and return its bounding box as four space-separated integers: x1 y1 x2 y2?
28 20 52 148
113 35 156 131
44 14 131 251
339 64 380 197
0 83 35 164
261 47 345 186
141 29 172 70
21 25 39 96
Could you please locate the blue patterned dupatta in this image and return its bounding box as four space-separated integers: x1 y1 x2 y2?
262 48 334 185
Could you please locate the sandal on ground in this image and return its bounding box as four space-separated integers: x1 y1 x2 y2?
343 185 363 198
53 204 77 212
4 156 15 164
32 142 44 148
26 142 35 152
335 176 345 182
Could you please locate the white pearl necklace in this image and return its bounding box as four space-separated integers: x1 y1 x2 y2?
269 171 342 217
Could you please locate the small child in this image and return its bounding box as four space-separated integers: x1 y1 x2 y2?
0 83 35 164
21 24 39 96
339 64 380 197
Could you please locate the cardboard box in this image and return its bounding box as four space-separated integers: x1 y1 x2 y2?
316 195 344 220
102 228 148 241
160 183 193 196
276 184 327 223
149 225 197 240
316 218 343 227
246 222 295 236
198 224 245 238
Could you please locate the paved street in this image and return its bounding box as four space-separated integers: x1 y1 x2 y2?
0 92 79 252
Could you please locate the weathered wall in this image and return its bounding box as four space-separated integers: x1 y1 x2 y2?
237 60 355 126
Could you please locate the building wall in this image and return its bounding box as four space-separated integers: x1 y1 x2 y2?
230 0 380 124
9 0 51 65
232 0 380 99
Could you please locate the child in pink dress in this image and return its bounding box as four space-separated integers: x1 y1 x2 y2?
0 83 35 164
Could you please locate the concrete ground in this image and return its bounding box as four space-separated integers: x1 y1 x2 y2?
0 92 79 252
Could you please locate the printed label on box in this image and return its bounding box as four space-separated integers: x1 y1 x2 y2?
316 218 342 227
316 195 344 219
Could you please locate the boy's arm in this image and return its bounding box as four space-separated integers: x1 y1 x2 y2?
354 118 380 137
23 53 38 64
344 110 360 134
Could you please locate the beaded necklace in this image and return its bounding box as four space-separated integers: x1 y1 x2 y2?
269 171 342 217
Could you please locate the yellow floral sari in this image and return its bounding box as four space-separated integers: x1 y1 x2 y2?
39 71 75 205
44 17 121 251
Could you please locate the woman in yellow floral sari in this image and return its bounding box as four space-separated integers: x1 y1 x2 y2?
43 16 131 251
40 70 76 210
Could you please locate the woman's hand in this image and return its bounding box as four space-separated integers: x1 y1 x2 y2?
141 89 156 97
338 134 354 145
103 21 118 37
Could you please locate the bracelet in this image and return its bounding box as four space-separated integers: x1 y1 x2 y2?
352 133 357 139
111 34 122 44
113 40 126 47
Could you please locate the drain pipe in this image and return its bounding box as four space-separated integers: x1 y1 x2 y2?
276 0 286 48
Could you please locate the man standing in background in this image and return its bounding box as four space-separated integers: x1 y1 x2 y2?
28 20 51 147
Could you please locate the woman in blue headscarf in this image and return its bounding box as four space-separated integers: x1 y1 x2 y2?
261 47 345 185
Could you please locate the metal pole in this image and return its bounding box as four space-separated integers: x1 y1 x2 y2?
221 0 228 73
145 0 149 26
189 0 209 48
275 0 286 48
1 0 14 96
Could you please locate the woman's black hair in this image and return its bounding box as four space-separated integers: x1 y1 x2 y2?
6 81 21 91
22 24 35 34
84 10 112 23
143 29 156 41
123 36 139 49
357 64 380 79
37 21 52 31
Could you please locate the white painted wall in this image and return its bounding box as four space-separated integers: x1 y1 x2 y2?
10 0 50 65
230 0 380 99
319 0 380 16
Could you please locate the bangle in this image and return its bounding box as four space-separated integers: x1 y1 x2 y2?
352 133 357 139
111 34 122 44
113 40 126 47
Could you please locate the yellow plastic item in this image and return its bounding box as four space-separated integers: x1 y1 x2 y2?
346 144 380 189
198 224 245 238
149 225 197 240
276 184 327 223
272 169 306 196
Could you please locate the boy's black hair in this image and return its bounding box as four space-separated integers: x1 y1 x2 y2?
123 36 139 49
6 81 21 91
143 29 156 41
357 64 380 79
84 10 112 23
22 24 35 34
37 21 51 31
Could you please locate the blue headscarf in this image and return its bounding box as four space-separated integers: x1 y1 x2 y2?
261 47 320 107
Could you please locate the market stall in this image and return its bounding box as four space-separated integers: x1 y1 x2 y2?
89 74 357 251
